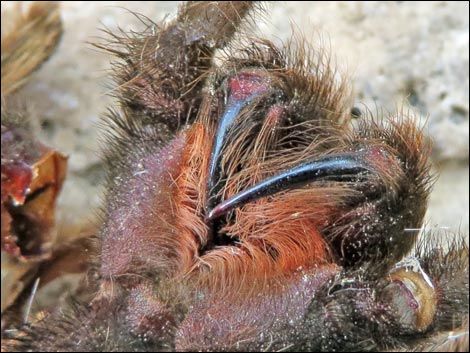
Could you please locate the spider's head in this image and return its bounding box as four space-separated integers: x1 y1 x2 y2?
93 50 434 350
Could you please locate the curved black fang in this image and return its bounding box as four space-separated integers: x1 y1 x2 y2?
206 153 372 221
206 74 269 209
207 98 244 207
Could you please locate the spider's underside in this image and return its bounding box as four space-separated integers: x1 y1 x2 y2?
1 1 469 352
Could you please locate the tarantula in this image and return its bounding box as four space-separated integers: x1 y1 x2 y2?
1 1 468 351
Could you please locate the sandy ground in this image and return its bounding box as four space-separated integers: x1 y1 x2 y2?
3 1 469 239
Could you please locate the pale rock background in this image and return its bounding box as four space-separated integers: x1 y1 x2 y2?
4 1 469 238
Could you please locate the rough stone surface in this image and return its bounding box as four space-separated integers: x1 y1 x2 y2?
4 1 469 236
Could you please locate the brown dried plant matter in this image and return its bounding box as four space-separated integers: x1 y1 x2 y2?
1 2 75 316
2 1 469 352
1 1 62 95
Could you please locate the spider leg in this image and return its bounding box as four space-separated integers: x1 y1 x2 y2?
300 235 469 351
102 1 257 134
